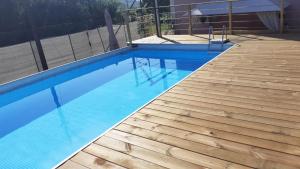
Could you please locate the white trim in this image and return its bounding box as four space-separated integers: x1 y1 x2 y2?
52 43 235 169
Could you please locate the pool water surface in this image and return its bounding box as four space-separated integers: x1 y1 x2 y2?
0 47 225 168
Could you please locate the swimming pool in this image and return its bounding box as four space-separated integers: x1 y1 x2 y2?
0 44 230 169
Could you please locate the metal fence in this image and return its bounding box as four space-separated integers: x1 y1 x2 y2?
0 0 154 84
1 0 300 84
159 0 300 35
0 24 133 84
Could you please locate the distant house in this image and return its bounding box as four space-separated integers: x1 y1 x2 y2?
169 0 300 34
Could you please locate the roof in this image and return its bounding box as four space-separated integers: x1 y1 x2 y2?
191 0 290 16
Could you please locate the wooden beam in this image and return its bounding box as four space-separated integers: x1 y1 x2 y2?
228 0 233 35
188 4 192 35
280 0 285 33
123 11 133 46
154 0 161 37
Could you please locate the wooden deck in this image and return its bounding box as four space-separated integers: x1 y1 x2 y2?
58 34 300 169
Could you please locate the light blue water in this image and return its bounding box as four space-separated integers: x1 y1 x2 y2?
0 48 222 169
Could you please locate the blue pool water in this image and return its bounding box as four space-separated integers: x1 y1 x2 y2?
0 47 223 168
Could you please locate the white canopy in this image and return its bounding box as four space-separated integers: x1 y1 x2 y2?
189 0 290 32
191 0 289 16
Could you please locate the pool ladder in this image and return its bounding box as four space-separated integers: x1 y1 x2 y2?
208 25 228 48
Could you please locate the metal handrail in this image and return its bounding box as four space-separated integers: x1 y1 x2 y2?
208 26 214 45
221 25 227 47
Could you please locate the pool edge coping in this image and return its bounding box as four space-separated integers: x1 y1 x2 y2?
52 43 236 169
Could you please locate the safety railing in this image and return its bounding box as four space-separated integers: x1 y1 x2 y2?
1 0 300 84
208 26 214 45
121 0 294 39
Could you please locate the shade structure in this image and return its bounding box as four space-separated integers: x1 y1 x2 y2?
187 0 290 32
191 0 289 16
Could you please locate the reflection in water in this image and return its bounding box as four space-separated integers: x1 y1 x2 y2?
147 58 153 77
133 57 176 89
135 58 155 85
50 87 72 142
160 58 168 89
132 57 139 86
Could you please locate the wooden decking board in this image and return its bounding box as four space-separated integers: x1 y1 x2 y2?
170 87 300 111
131 113 300 157
118 120 300 163
102 131 235 169
180 81 300 102
151 99 300 130
156 96 300 123
137 110 300 146
70 151 126 169
115 123 300 169
164 91 300 119
174 85 300 108
145 103 300 134
59 34 300 169
149 102 300 130
84 143 168 169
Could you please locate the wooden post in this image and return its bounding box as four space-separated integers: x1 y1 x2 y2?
188 4 193 35
280 0 284 34
123 11 133 46
228 0 233 35
154 0 162 37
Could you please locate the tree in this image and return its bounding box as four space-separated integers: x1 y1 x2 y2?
0 0 123 46
140 0 170 10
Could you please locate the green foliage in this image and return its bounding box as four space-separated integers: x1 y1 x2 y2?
140 0 170 8
136 0 170 37
0 0 123 46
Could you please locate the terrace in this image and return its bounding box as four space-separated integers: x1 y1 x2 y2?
1 0 300 169
57 34 300 169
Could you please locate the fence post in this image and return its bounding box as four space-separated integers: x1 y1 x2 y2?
280 0 284 33
188 4 193 35
86 30 92 51
96 28 106 52
123 11 133 46
68 34 77 61
228 0 233 35
27 8 48 70
154 0 162 37
29 41 41 72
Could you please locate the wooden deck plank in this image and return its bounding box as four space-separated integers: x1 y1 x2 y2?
163 92 300 120
116 123 300 169
177 83 300 105
148 102 300 130
58 161 89 169
84 143 167 169
156 96 300 123
58 34 300 169
119 120 300 165
95 136 209 169
71 151 126 169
